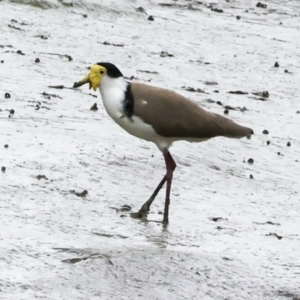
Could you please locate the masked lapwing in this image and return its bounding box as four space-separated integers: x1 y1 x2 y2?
73 62 254 224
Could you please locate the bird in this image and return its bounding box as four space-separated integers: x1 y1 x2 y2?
73 62 254 224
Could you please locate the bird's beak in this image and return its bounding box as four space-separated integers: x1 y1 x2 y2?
73 65 102 91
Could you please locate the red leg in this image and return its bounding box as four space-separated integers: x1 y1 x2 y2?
163 150 177 223
131 150 176 223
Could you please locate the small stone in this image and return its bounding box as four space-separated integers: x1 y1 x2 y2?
9 109 15 115
83 14 88 18
262 129 269 134
212 217 223 222
35 58 40 63
297 111 300 114
148 15 154 21
247 158 254 164
4 144 9 148
216 101 223 106
1 60 4 63
262 91 269 98
266 141 270 145
90 103 98 111
274 61 279 68
250 174 254 179
256 2 267 8
120 205 132 212
277 152 281 156
136 6 146 13
211 8 223 13
5 93 11 99
36 174 48 180
1 166 6 173
236 15 241 20
266 232 282 240
16 50 25 55
160 51 174 57
287 142 291 147
284 69 290 73
224 109 229 114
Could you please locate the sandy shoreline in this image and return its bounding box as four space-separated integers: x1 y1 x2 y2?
1 0 300 299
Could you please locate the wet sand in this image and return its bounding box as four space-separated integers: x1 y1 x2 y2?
0 0 300 299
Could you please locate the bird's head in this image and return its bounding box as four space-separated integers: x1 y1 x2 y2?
73 62 123 91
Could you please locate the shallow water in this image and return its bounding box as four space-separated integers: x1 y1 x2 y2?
0 0 300 299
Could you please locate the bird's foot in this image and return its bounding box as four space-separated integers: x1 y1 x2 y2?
130 202 151 220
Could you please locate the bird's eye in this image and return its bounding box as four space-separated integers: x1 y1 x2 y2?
100 70 104 74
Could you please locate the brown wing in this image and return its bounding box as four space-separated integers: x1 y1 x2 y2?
131 83 253 139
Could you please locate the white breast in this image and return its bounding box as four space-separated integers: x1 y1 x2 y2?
99 76 125 120
99 76 173 151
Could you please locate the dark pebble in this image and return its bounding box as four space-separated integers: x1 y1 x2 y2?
212 217 223 222
35 58 40 63
274 61 279 68
228 90 248 95
5 93 11 98
256 2 267 8
297 111 300 114
83 14 88 18
211 8 223 13
120 205 132 212
266 232 282 240
148 15 154 21
236 16 241 20
284 69 290 73
1 60 4 63
262 91 269 98
1 166 6 173
90 103 98 111
262 129 269 134
16 50 25 55
136 6 146 13
267 141 270 145
216 101 223 106
247 158 254 164
277 152 281 156
4 144 9 148
250 174 254 179
160 51 174 57
36 174 48 180
224 109 229 114
9 109 15 115
287 142 291 147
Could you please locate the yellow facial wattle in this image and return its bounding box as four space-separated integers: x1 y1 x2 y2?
74 64 106 91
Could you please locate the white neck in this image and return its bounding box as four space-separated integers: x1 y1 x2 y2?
99 76 128 120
